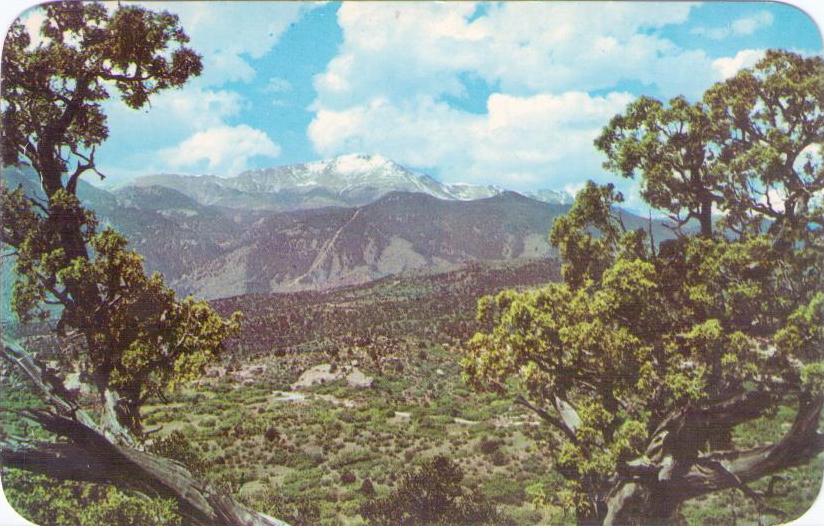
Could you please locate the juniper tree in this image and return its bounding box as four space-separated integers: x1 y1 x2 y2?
0 3 280 523
463 50 824 524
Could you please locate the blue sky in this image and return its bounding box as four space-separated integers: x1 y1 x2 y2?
17 1 824 204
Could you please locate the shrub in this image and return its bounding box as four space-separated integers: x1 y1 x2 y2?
490 450 509 467
360 478 375 496
148 431 206 477
359 456 507 525
2 469 181 525
264 426 281 443
479 437 502 455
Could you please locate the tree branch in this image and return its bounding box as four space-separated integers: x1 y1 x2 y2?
0 335 287 525
681 393 824 498
513 393 580 444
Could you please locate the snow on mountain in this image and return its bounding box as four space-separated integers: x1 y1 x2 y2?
231 154 454 200
130 154 572 211
443 182 505 200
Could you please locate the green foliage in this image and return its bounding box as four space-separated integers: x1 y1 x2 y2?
69 262 820 526
2 1 201 171
147 431 207 477
0 178 241 435
549 181 643 288
360 456 506 525
2 469 181 525
0 1 237 437
595 95 720 237
703 50 824 244
463 49 824 522
247 487 321 525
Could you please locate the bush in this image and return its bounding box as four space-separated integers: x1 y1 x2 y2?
479 437 502 454
490 450 509 467
248 487 321 525
359 456 507 525
483 477 527 505
360 478 375 495
264 426 281 442
148 431 206 477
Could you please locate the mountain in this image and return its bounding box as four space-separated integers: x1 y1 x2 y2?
2 164 665 305
129 154 572 212
442 182 505 200
169 190 672 299
1 166 248 294
170 191 568 298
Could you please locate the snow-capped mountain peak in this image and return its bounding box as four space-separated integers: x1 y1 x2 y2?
130 154 571 211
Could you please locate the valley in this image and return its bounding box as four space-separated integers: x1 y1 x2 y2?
4 258 820 525
134 262 824 526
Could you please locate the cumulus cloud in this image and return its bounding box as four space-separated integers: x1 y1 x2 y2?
692 11 774 40
309 1 745 194
108 87 245 131
712 49 765 79
128 1 319 85
310 91 634 190
93 1 319 181
314 1 708 107
160 125 281 176
96 86 247 180
307 1 776 197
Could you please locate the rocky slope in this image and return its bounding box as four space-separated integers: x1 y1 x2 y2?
169 191 571 298
2 164 659 303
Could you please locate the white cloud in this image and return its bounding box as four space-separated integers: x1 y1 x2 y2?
132 87 245 130
307 1 779 200
314 1 707 108
126 1 319 85
692 11 774 40
310 91 633 190
712 49 765 79
24 1 316 81
98 86 247 176
732 11 774 35
20 7 46 48
93 1 319 181
309 1 755 195
160 125 281 176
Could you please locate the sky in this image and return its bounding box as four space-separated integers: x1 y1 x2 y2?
14 1 824 206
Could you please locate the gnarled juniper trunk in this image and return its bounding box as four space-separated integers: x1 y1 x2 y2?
602 482 684 525
595 394 824 525
574 477 682 525
0 337 285 525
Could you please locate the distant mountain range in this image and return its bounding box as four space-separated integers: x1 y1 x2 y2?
129 154 574 212
1 158 665 303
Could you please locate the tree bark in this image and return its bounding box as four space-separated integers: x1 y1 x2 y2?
601 393 824 525
0 336 286 525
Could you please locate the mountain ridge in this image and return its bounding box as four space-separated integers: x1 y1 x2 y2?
2 164 668 305
127 154 574 212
